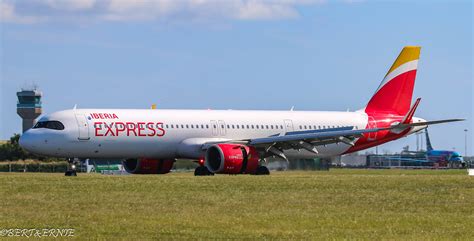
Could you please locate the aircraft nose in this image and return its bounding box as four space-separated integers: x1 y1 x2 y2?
19 130 37 152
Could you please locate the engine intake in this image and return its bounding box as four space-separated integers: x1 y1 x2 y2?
205 144 259 174
123 158 174 174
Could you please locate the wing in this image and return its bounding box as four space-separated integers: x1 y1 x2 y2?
203 119 464 161
246 126 382 159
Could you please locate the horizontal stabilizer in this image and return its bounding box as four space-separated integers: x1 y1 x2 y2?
398 119 465 128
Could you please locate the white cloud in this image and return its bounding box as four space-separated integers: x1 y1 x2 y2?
45 0 96 11
0 0 326 24
236 1 299 20
0 1 43 24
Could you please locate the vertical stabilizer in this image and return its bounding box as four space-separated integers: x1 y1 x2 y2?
365 46 421 115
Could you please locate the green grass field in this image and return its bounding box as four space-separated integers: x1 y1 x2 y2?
0 169 473 240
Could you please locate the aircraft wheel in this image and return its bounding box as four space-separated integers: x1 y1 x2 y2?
65 170 77 176
194 166 214 176
255 165 270 175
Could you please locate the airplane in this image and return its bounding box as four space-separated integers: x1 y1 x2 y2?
397 128 464 167
19 46 464 176
424 128 464 165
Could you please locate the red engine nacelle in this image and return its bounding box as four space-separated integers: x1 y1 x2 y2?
205 144 259 174
123 158 174 174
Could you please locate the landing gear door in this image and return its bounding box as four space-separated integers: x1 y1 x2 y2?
284 119 294 134
75 114 90 140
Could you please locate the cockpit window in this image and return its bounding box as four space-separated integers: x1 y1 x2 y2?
33 121 65 130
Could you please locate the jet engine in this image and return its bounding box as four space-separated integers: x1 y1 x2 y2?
123 158 174 174
205 144 259 174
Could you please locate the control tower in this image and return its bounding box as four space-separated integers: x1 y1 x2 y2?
17 88 42 133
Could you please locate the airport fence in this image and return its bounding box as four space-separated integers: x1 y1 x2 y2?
0 161 69 173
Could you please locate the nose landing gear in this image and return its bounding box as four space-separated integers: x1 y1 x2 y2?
65 158 78 176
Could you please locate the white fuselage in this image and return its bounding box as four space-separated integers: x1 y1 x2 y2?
20 109 369 160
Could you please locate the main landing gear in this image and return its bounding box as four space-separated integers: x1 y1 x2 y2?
65 158 78 176
194 166 214 176
255 165 270 175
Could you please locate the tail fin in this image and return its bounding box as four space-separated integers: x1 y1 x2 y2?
365 46 421 115
425 128 434 151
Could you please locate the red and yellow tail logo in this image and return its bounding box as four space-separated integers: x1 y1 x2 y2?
365 46 421 115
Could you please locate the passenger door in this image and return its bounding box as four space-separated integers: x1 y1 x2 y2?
75 114 90 140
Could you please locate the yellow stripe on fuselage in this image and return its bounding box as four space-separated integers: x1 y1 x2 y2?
386 46 421 76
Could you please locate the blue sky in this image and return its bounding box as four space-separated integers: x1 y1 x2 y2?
0 0 472 155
